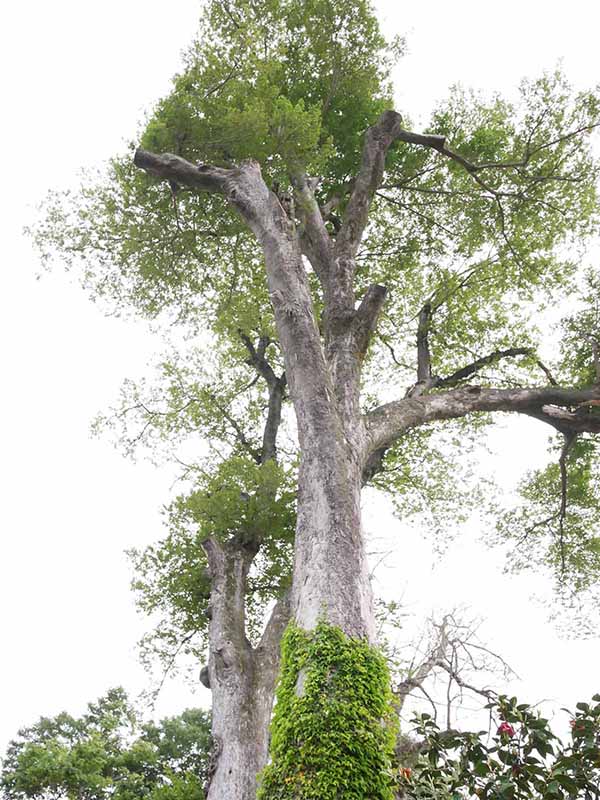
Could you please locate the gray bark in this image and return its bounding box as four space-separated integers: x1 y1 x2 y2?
365 384 600 458
202 537 289 800
134 114 408 647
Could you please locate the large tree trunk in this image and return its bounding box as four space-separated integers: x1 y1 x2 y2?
133 149 397 798
292 424 374 639
202 538 289 800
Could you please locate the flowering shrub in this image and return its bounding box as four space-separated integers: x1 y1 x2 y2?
497 722 516 738
397 694 600 799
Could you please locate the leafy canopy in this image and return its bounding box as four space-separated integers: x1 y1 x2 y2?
0 689 211 800
30 0 600 653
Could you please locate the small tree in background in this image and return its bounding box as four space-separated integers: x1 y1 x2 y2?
0 689 211 800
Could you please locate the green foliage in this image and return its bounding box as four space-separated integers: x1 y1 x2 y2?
258 621 398 799
496 435 600 610
400 694 600 799
0 689 211 800
559 271 600 389
32 0 394 332
366 70 599 387
130 454 296 673
367 420 494 547
94 343 285 463
29 0 600 646
142 0 392 180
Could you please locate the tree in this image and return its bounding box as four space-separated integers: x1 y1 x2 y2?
0 689 211 800
32 0 600 796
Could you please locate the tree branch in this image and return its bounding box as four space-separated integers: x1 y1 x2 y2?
416 302 433 383
365 384 600 456
207 389 262 463
557 432 577 575
257 592 291 659
134 149 232 193
292 173 333 285
353 284 388 358
238 332 287 463
436 347 533 388
391 121 600 197
583 332 600 384
335 110 404 260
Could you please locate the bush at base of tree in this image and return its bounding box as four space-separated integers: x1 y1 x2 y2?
398 694 600 800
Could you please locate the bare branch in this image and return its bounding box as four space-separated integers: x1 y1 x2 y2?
436 347 533 388
392 612 514 722
365 384 600 456
336 110 404 260
353 284 388 358
435 660 497 703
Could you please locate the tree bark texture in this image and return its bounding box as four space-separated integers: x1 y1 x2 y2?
202 537 289 800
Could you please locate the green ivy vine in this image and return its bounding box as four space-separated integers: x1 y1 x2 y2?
258 621 398 799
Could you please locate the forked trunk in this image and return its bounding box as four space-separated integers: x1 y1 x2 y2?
205 653 274 800
202 538 288 800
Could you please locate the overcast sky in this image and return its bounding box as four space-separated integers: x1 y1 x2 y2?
1 0 599 754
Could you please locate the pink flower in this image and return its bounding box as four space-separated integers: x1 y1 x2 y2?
497 722 515 737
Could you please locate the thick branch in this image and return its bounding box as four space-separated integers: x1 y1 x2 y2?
353 284 388 358
292 173 333 285
416 302 433 383
239 333 279 388
361 445 388 486
257 592 291 664
336 110 404 260
135 148 339 455
261 376 286 463
557 433 576 574
365 384 600 455
202 536 255 662
134 149 232 192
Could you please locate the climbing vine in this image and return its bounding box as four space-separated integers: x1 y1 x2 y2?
258 621 398 799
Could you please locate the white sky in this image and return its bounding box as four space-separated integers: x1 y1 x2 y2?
1 0 599 755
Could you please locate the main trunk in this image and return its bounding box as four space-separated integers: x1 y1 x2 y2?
231 169 397 795
292 436 374 640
